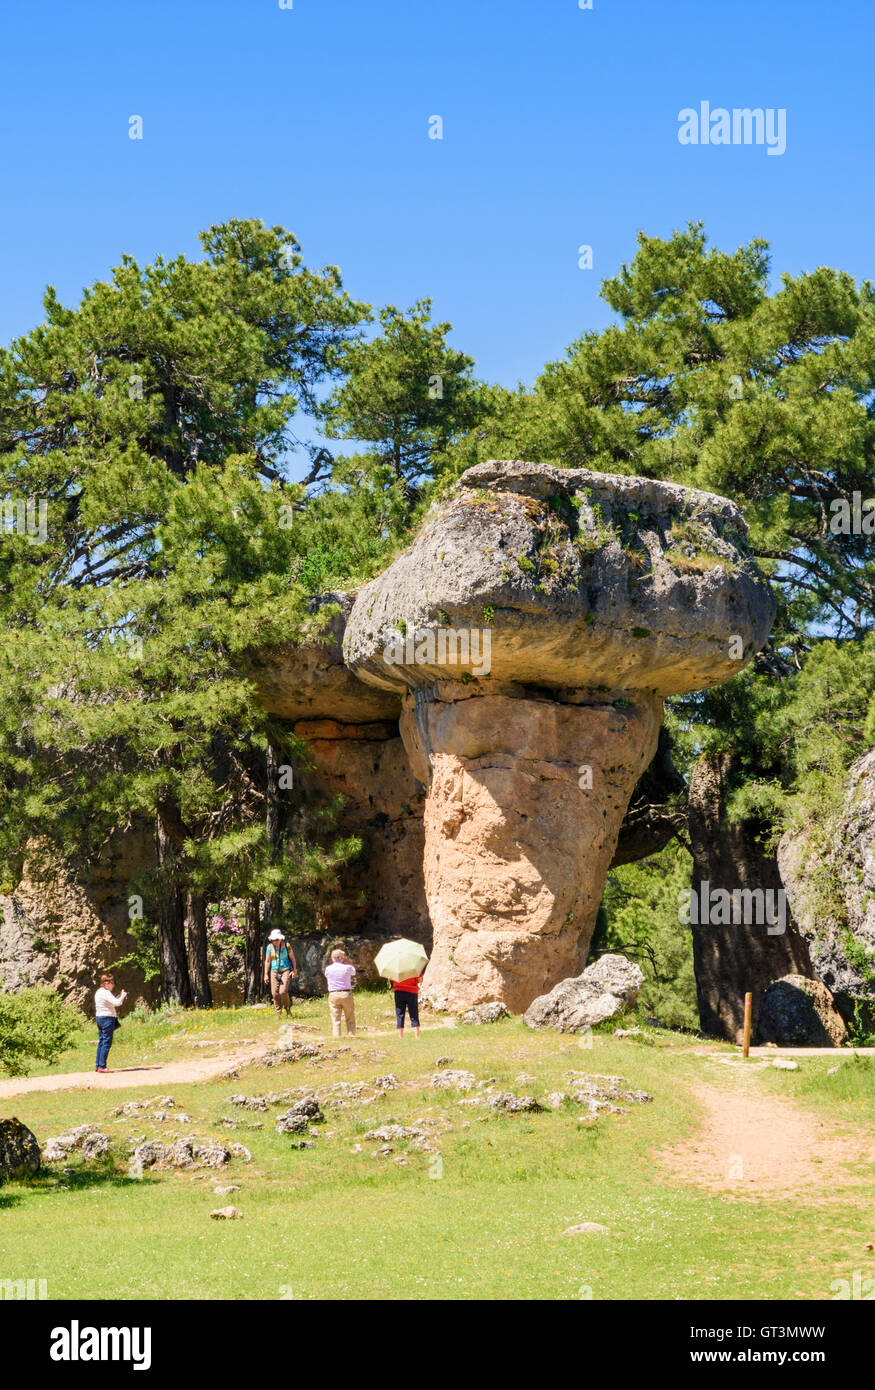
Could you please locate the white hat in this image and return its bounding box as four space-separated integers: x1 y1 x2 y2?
268 929 284 941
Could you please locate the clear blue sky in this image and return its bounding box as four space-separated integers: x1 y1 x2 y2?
1 0 871 444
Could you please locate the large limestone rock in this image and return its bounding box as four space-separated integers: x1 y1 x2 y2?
778 748 875 1024
402 686 662 1011
757 975 848 1047
0 1118 40 1182
524 953 645 1032
345 460 774 1012
0 829 159 1012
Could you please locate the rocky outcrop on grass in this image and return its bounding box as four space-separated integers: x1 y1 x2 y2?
42 1125 110 1163
130 1135 251 1170
457 1002 509 1025
274 1096 324 1134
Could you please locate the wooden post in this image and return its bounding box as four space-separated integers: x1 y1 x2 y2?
742 991 753 1058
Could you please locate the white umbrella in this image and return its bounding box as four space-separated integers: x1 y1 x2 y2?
374 938 428 982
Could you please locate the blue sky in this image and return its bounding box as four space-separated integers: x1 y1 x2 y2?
1 0 872 464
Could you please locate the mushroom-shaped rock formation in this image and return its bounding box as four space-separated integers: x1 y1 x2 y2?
344 460 775 1013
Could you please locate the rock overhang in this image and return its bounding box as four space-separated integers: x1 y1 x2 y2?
250 590 402 724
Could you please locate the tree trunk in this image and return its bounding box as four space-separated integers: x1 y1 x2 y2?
186 892 212 1009
155 813 193 1006
688 752 815 1042
244 897 262 1004
260 736 282 1003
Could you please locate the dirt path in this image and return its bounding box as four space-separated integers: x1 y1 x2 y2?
657 1076 875 1198
0 1020 456 1101
0 1043 267 1100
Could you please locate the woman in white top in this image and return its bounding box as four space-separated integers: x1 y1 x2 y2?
94 972 127 1072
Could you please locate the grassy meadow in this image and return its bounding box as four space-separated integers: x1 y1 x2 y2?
2 994 875 1301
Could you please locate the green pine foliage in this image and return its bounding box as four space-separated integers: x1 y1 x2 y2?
594 842 698 1031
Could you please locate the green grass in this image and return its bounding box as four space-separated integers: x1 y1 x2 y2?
758 1053 875 1122
2 1004 875 1300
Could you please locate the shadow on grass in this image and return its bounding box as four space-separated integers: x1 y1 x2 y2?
12 1154 162 1196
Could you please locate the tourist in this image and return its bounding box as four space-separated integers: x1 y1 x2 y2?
392 971 422 1039
94 972 127 1073
264 928 298 1016
324 947 357 1037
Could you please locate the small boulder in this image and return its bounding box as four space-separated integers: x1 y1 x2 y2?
487 1093 543 1114
362 1124 432 1150
524 954 644 1033
43 1125 110 1164
563 1222 609 1236
457 1002 510 1026
543 1091 568 1109
429 1069 476 1091
275 1113 309 1135
757 975 848 1048
275 1096 324 1134
190 1140 233 1169
130 1136 236 1170
0 1118 40 1181
229 1094 268 1111
210 1206 242 1220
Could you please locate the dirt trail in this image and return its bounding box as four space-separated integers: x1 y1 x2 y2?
0 1042 267 1101
0 1021 455 1101
657 1076 875 1198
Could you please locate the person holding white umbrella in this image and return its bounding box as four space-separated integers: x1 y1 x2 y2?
374 938 429 1039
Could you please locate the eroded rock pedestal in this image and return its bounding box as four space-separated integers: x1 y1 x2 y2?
345 460 776 1013
401 687 661 1012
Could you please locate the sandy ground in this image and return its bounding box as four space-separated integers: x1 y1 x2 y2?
0 1042 268 1100
656 1077 875 1197
0 1021 457 1099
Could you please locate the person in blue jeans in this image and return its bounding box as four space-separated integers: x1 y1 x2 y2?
94 973 127 1072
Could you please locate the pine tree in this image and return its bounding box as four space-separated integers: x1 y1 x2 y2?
0 222 368 1002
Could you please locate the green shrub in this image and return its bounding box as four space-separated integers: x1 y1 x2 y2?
0 986 83 1077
